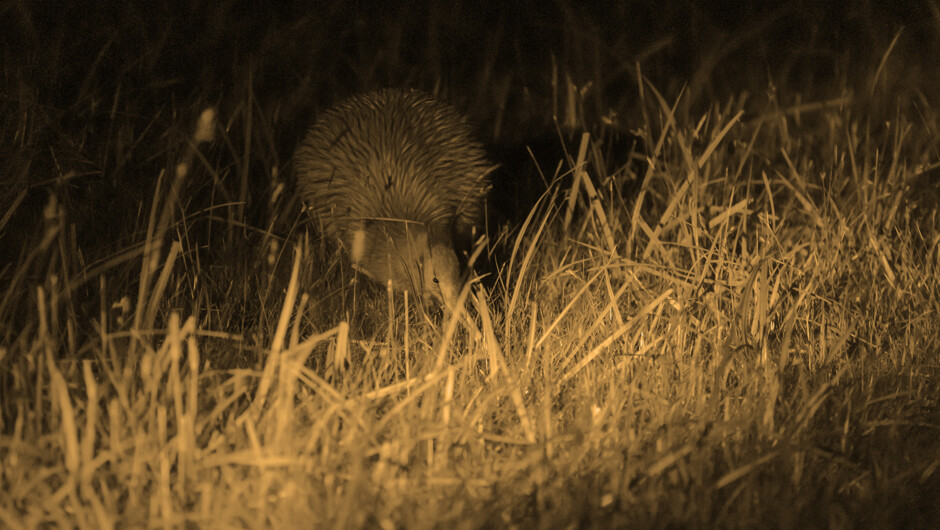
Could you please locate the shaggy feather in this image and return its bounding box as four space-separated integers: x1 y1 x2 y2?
295 88 493 307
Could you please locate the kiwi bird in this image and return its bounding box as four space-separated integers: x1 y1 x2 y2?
295 88 493 308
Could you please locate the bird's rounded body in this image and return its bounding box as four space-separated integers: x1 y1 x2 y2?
295 88 492 307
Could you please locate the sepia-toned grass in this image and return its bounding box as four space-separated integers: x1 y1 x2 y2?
2 2 939 528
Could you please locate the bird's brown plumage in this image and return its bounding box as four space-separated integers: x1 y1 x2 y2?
295 88 492 307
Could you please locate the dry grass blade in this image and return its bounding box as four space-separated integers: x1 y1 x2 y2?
870 28 904 97
250 242 302 419
714 452 778 490
560 288 673 384
562 132 590 232
504 185 559 339
535 267 605 350
697 110 743 169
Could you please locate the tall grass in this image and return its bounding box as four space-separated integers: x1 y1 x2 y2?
2 1 939 528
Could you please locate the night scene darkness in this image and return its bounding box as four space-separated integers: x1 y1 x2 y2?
1 1 939 527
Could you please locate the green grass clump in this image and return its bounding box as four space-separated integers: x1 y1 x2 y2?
2 2 939 528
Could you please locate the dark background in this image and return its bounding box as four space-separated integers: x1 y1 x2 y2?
1 0 937 289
